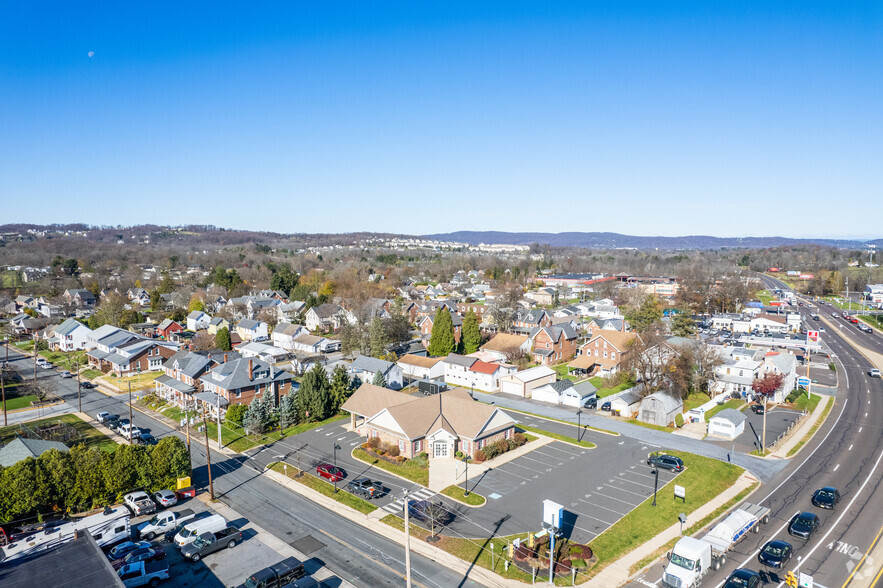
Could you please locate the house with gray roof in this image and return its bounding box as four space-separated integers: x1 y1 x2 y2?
638 391 683 427
348 355 403 389
531 379 597 407
708 408 747 439
609 387 643 417
0 437 69 467
46 318 92 352
186 310 211 331
200 357 295 415
235 318 268 342
103 339 178 375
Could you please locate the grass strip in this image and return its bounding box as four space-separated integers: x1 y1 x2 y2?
0 413 118 452
585 450 743 579
628 482 759 574
624 419 673 433
352 448 429 486
787 397 833 457
3 394 40 410
270 462 377 514
516 424 596 448
442 485 487 506
81 368 103 380
495 404 618 436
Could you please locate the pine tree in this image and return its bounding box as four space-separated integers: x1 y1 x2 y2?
329 365 352 413
369 317 388 358
278 392 298 428
372 370 387 388
462 310 481 354
215 327 232 351
427 309 456 356
300 363 331 421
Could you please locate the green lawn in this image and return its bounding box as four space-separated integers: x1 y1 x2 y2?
624 418 673 433
3 394 40 410
860 315 883 330
106 371 161 391
589 377 635 398
704 399 745 421
270 462 377 514
81 368 103 380
353 447 429 486
586 451 744 578
787 397 833 457
442 484 487 506
516 424 596 448
793 391 821 413
13 340 34 352
552 364 578 382
683 392 711 413
0 414 118 452
1 271 23 288
38 350 87 371
756 290 774 305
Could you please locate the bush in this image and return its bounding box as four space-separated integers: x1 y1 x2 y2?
785 389 801 403
513 432 527 446
675 413 685 428
493 439 508 453
454 450 463 459
225 403 247 426
395 456 406 463
473 449 487 462
829 362 836 371
483 444 500 459
366 437 381 449
387 444 400 458
417 452 428 460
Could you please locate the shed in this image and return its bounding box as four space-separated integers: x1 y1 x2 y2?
638 391 684 427
609 389 642 417
531 380 573 405
498 366 556 398
560 380 598 408
708 408 747 440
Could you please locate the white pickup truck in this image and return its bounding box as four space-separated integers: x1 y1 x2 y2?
662 503 770 588
137 508 196 540
124 491 157 516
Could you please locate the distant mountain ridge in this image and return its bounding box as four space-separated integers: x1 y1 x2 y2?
420 231 883 250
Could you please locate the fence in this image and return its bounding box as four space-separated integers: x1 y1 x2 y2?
766 409 809 452
18 420 82 444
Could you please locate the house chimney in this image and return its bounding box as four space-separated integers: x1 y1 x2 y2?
248 359 253 381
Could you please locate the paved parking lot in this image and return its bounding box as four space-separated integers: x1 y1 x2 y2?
707 407 804 453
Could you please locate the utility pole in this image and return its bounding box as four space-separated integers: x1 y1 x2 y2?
128 382 135 444
217 391 222 449
76 358 82 413
2 335 7 425
403 488 412 588
202 405 215 500
185 397 192 471
33 333 37 382
761 393 768 454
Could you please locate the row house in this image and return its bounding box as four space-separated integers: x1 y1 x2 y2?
528 325 578 365
199 357 295 416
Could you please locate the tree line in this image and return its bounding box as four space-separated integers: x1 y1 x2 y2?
0 437 190 524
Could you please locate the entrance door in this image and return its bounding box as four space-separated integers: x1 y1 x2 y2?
433 441 449 458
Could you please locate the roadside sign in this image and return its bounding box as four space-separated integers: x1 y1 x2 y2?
807 331 820 342
542 499 563 530
798 572 813 588
798 377 811 388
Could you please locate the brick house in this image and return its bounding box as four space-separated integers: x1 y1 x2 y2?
419 309 462 347
103 340 178 375
156 350 243 414
576 331 637 375
512 309 552 331
199 357 294 412
528 325 578 365
341 385 516 459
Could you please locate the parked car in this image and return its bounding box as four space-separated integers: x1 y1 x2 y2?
124 491 157 516
724 568 761 588
138 433 157 445
97 411 112 423
647 453 684 472
114 418 131 433
583 397 597 409
181 526 242 562
108 541 152 562
870 369 881 378
152 490 177 508
811 487 840 510
111 544 166 570
40 362 53 370
750 404 765 415
81 381 95 389
237 556 306 588
346 478 385 499
788 511 820 540
758 539 792 568
600 401 612 411
60 370 72 378
121 424 142 441
137 509 196 541
316 463 345 482
117 560 170 588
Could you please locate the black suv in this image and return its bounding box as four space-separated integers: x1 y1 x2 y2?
346 478 385 499
647 454 684 472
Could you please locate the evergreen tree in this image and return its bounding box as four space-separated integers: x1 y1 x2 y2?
625 296 664 333
269 263 299 296
671 312 696 337
278 392 299 428
242 399 267 435
329 365 352 413
300 363 331 421
372 370 387 388
462 310 481 354
369 317 388 358
427 309 456 356
188 296 205 312
215 327 232 351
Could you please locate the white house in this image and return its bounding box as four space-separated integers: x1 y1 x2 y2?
761 351 798 403
237 341 289 363
531 380 597 407
290 333 326 354
235 318 269 342
707 408 747 440
498 365 557 398
46 318 92 352
397 354 446 381
272 323 309 351
466 360 517 392
186 311 211 332
479 333 531 363
609 389 642 417
349 355 404 390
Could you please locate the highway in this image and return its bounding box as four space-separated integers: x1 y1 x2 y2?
1 345 475 588
627 274 883 588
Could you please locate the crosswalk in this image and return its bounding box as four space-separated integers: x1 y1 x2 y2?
380 487 435 515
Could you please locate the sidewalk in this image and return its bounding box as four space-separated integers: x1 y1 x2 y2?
430 434 555 491
587 471 759 588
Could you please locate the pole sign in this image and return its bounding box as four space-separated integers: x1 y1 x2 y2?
807 331 819 343
798 572 813 588
542 499 563 531
798 377 811 388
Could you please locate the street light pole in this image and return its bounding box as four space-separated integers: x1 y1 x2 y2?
128 382 134 445
333 443 341 493
463 455 469 497
575 408 582 443
403 488 412 588
651 467 659 507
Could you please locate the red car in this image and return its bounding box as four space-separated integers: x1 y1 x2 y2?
316 463 346 482
850 317 859 324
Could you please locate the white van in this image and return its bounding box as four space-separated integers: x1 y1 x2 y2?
174 514 226 547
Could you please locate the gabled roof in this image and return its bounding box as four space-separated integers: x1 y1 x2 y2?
351 355 396 375
442 353 477 368
480 333 529 353
157 318 180 331
308 303 342 318
711 408 747 426
383 388 513 440
469 360 501 375
398 354 443 369
200 357 292 390
529 324 578 342
340 383 417 417
187 311 207 320
641 391 683 413
54 317 89 337
237 318 262 330
0 437 69 467
293 333 324 346
584 330 637 351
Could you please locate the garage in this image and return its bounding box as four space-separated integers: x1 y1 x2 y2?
531 381 572 404
638 391 683 427
501 379 525 397
610 389 642 417
708 408 747 440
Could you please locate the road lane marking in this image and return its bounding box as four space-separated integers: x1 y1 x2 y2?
849 444 853 451
833 463 840 472
721 511 800 587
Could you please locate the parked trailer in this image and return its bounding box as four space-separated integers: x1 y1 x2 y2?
0 507 131 564
662 503 770 588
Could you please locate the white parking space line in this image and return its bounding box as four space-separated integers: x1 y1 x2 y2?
567 507 617 526
603 483 647 498
591 489 644 506
615 475 653 489
578 498 629 517
539 444 584 458
623 468 658 480
488 465 536 482
833 463 840 472
497 458 546 475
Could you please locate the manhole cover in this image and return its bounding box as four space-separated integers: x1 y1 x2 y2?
290 535 326 555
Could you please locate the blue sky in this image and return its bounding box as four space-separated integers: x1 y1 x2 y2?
2 2 881 238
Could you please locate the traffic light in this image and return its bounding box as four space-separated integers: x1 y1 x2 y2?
785 571 798 587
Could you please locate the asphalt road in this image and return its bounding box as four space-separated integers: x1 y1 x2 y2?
1 346 477 588
626 272 883 588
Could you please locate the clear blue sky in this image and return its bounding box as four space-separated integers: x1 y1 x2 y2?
2 2 881 238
